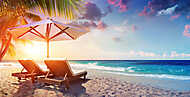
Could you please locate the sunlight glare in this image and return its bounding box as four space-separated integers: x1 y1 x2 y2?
23 42 46 59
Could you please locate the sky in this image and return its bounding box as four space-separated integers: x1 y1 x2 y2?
5 0 190 60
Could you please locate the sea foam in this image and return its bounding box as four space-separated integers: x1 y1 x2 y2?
70 62 125 72
70 62 190 80
106 71 190 80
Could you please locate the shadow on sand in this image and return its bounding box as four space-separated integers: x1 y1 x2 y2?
12 78 90 97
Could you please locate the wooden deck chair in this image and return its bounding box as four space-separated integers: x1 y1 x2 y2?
12 60 50 83
38 59 87 89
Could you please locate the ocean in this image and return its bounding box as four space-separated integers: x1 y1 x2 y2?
69 60 190 80
1 60 190 80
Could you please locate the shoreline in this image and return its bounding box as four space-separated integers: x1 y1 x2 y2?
0 67 190 97
86 69 190 92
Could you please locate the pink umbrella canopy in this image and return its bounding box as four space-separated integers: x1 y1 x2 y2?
8 19 89 58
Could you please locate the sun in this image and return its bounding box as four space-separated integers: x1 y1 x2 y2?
22 42 46 59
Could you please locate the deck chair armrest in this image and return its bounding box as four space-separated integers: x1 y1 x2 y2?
25 69 37 77
12 72 38 78
73 71 87 77
45 71 50 78
38 77 64 85
26 73 38 76
64 73 68 80
12 72 28 76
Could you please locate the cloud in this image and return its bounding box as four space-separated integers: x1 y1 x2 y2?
140 0 190 18
162 53 167 58
126 50 157 57
107 0 129 12
183 25 190 37
107 5 113 14
77 21 108 31
107 0 116 5
170 14 180 20
127 51 190 58
108 21 137 33
157 5 178 16
81 2 113 21
138 6 150 16
112 26 126 32
111 20 138 33
112 37 122 42
137 51 156 57
139 0 178 17
108 20 138 42
111 25 129 33
181 53 190 57
187 16 190 19
97 21 108 30
170 51 190 57
170 51 179 57
79 2 112 31
82 2 103 21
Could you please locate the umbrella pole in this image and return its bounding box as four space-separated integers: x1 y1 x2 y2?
47 39 50 58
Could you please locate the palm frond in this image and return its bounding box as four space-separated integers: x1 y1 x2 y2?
24 12 42 22
7 43 16 56
30 0 85 20
0 0 86 20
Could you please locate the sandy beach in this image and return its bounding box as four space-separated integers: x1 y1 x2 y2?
1 0 190 97
0 67 189 97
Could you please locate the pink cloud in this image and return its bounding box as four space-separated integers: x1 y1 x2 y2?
138 51 156 57
115 0 127 12
107 0 128 12
97 21 108 30
187 16 190 20
162 53 167 58
138 1 160 17
138 7 148 16
170 51 179 57
170 51 190 57
107 0 117 5
181 53 190 57
78 20 108 31
138 6 154 16
170 14 180 20
183 25 190 37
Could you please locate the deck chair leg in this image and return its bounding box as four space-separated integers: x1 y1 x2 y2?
63 78 70 90
17 77 21 82
18 77 21 80
84 75 86 80
31 76 35 83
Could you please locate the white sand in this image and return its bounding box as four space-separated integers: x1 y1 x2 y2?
0 67 190 97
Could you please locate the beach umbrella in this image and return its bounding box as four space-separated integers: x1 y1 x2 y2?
8 19 89 58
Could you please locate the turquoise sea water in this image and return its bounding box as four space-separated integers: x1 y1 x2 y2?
1 60 190 80
70 60 190 80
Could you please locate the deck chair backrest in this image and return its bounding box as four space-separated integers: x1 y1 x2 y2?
44 60 73 77
18 60 43 74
